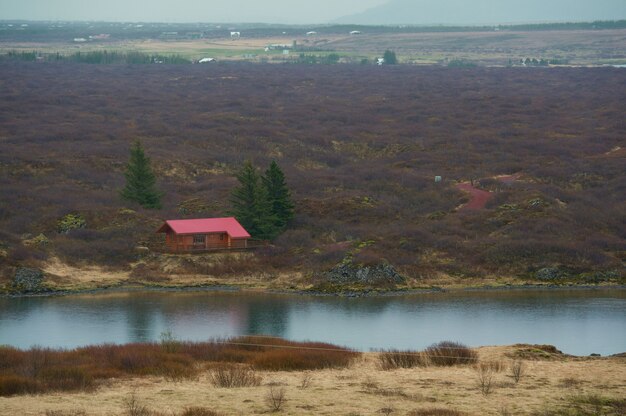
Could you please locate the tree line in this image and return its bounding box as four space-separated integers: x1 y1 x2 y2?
121 140 294 240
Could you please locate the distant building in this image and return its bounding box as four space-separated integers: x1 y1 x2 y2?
198 57 215 63
73 38 87 43
377 58 385 65
306 31 317 36
350 30 362 35
230 31 241 39
157 217 251 253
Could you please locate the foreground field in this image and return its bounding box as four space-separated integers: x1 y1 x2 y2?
1 343 624 416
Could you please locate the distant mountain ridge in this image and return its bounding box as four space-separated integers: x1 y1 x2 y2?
335 0 626 25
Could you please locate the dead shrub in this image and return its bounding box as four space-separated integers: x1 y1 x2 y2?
510 360 525 383
299 372 313 389
378 349 424 369
423 342 477 366
123 393 151 416
209 364 261 388
265 385 287 412
476 363 495 395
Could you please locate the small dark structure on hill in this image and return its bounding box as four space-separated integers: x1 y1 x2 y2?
157 217 251 252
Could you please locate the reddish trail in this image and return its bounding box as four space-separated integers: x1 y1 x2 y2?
456 183 493 210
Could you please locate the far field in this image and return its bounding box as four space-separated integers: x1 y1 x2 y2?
0 62 624 293
1 22 626 65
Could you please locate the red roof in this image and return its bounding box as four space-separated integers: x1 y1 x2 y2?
157 217 250 238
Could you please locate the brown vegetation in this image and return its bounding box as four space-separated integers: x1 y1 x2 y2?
0 62 624 289
0 337 357 396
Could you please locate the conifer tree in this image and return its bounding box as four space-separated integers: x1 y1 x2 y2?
229 161 276 240
262 161 295 232
120 140 163 209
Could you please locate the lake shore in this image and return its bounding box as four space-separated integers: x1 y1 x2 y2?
1 344 624 416
2 257 625 298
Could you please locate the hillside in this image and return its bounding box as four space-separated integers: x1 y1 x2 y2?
337 0 626 25
0 62 624 291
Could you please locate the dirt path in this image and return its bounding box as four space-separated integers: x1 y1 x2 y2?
456 173 522 211
456 183 494 210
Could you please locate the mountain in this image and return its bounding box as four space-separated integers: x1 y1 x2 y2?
335 0 626 25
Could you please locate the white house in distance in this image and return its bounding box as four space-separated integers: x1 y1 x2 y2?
230 31 241 39
306 31 317 36
350 30 362 35
198 57 215 63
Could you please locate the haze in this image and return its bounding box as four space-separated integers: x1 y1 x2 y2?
0 0 387 24
1 0 625 24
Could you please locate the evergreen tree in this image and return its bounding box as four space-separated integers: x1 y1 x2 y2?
120 140 163 209
262 161 295 232
229 161 276 240
383 50 398 65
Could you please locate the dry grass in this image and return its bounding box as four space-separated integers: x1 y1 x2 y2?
1 345 624 416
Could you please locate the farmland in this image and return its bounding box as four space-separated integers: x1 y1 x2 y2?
1 21 626 65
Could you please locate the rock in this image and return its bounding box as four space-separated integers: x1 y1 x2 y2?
324 263 405 286
12 267 45 292
134 246 151 255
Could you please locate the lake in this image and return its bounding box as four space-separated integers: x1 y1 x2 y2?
1 289 625 356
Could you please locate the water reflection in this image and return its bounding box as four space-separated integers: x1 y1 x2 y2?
0 289 624 355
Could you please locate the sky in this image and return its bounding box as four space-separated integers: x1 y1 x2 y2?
0 0 387 24
1 0 624 24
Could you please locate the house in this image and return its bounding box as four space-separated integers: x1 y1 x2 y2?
157 217 251 252
230 31 241 39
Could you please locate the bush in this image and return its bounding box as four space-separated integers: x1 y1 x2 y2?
265 386 287 412
209 364 261 388
378 349 424 370
0 375 41 396
57 213 86 234
423 342 477 366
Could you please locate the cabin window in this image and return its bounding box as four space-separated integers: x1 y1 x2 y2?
193 234 206 244
220 233 225 240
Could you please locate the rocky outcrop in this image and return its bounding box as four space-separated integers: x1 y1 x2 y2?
12 267 45 292
324 263 405 286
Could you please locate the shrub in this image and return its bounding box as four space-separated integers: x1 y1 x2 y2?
123 393 151 416
265 386 287 412
0 375 41 396
423 342 477 366
510 360 525 383
475 362 495 395
209 364 261 388
39 366 94 391
378 349 424 370
57 213 86 234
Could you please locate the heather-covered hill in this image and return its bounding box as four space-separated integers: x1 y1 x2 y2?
0 62 624 289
